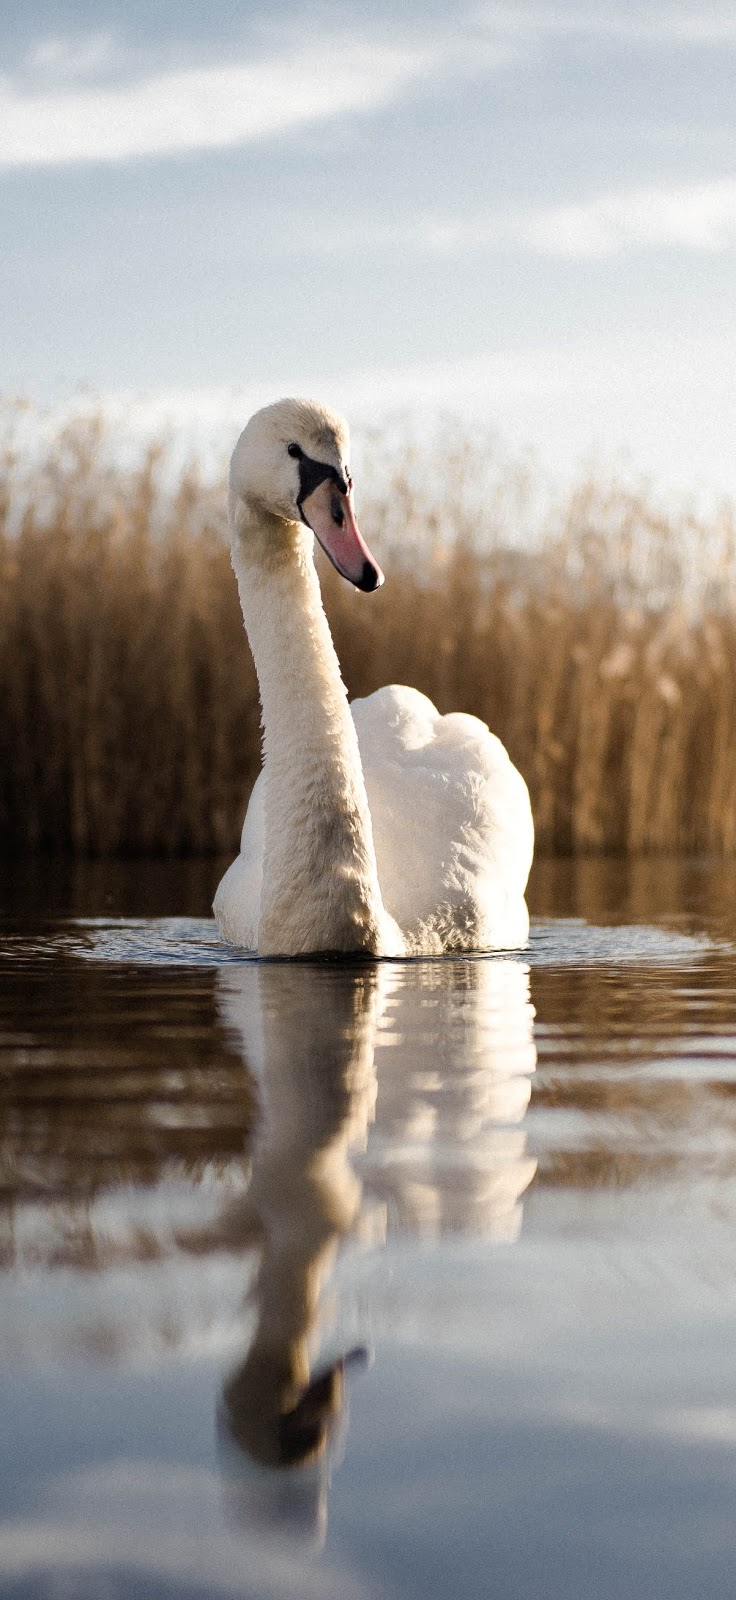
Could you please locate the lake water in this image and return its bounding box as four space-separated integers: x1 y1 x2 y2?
3 856 736 1599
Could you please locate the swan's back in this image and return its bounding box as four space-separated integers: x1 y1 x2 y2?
214 684 532 954
352 686 533 953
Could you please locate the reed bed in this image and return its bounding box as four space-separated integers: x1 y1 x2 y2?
2 403 736 857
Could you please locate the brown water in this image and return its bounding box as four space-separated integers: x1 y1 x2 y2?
2 855 736 1599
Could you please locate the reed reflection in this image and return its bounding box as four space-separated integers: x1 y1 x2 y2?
208 957 537 1477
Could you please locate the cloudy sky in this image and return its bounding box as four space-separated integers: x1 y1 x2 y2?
2 1 735 495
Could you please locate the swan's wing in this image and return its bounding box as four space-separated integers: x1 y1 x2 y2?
212 771 265 950
352 685 533 951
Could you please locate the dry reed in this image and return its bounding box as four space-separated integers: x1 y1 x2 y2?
3 402 736 858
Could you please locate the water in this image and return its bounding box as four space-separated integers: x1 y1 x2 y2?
3 855 736 1599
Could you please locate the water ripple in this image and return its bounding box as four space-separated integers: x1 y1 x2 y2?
51 915 732 971
528 918 721 968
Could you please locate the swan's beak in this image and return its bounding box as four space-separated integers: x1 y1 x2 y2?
300 479 384 593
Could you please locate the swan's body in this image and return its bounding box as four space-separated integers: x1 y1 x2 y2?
213 399 533 957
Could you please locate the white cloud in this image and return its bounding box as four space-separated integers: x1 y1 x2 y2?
0 38 432 168
6 8 734 172
321 178 736 259
477 5 736 44
266 177 736 261
26 31 116 79
524 178 736 256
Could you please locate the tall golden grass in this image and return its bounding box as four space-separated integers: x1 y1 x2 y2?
3 403 736 857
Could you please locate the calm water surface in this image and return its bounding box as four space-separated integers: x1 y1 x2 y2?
3 856 736 1599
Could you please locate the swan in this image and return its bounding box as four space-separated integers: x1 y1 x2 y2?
213 398 533 957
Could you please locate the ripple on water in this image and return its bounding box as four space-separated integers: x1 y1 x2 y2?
75 916 252 966
0 914 724 970
528 918 726 968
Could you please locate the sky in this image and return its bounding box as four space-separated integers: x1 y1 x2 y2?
2 0 736 499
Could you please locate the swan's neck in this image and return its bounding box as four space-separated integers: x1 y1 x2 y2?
231 498 389 955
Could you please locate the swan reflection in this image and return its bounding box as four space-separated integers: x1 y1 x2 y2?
366 960 537 1243
211 957 537 1482
216 962 380 1470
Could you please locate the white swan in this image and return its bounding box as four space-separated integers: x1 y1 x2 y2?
213 398 533 957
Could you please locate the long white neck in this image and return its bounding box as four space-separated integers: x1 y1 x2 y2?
230 497 393 956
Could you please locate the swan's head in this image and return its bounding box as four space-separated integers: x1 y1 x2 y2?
229 398 383 592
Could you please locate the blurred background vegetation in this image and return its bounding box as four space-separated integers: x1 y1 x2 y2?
3 401 736 859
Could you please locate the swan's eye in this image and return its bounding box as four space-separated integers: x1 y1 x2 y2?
330 493 345 528
287 442 303 460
